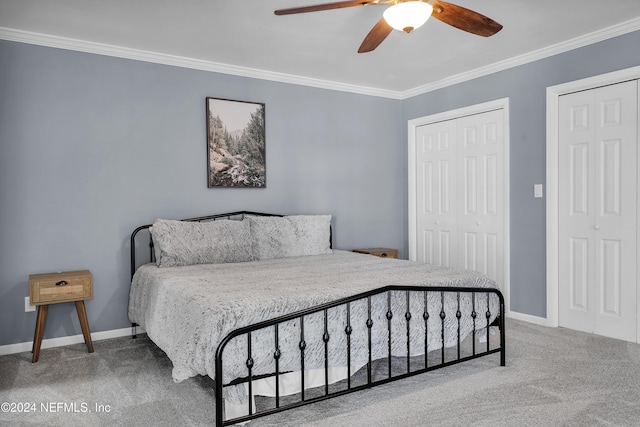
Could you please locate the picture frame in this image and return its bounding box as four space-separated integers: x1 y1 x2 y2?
206 97 266 188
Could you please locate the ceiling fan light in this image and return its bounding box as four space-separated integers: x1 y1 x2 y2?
383 1 433 33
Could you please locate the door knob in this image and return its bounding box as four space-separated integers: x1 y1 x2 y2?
594 225 601 230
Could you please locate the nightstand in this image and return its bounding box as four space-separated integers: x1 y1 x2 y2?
352 247 399 259
29 270 94 363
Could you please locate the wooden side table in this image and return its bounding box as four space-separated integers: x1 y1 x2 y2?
352 247 399 259
29 270 94 363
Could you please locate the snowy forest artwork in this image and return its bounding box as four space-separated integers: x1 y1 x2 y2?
206 97 266 188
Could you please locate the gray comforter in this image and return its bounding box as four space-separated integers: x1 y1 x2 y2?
128 250 499 384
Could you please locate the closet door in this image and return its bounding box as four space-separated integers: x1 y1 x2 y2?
456 110 504 283
558 80 638 342
415 119 458 266
415 109 505 288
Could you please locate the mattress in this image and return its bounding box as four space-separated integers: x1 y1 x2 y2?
128 250 499 386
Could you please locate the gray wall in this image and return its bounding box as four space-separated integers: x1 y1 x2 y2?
402 31 640 317
2 29 640 347
0 40 403 346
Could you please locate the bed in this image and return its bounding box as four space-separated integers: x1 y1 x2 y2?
128 211 505 426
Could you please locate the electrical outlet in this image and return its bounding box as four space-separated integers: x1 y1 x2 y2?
25 296 36 312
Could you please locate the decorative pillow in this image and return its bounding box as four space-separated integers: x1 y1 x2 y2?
248 215 332 260
150 218 254 267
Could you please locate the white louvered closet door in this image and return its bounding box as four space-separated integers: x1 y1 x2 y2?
558 80 638 342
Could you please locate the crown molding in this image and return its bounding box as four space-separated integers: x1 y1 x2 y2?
400 16 640 99
0 27 402 100
2 17 640 101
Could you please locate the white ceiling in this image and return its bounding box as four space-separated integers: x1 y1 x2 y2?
1 0 640 97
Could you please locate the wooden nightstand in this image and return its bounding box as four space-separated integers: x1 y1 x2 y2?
352 247 399 259
29 270 94 363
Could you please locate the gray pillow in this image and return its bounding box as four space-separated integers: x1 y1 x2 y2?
150 218 254 267
248 215 332 260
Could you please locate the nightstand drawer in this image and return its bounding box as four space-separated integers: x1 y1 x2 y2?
352 248 398 259
29 270 93 305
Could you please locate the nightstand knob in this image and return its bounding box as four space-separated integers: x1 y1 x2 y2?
55 280 68 286
380 252 388 257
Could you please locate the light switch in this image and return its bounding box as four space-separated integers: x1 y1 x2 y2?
534 184 543 198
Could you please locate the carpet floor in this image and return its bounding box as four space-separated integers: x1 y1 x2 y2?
2 319 640 426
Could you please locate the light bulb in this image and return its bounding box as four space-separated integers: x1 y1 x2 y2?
383 1 433 33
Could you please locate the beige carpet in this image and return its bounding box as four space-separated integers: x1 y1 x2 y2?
1 319 640 426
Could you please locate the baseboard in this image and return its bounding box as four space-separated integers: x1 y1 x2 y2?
0 326 146 356
1 312 548 356
507 310 550 327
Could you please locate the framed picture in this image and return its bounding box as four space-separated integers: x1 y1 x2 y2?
206 97 266 188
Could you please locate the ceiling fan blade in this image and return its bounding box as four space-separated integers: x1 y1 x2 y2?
358 18 393 53
431 1 503 37
275 1 377 15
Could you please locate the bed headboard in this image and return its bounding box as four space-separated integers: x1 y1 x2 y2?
130 211 332 279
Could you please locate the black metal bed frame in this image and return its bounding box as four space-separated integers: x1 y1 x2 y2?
129 211 505 426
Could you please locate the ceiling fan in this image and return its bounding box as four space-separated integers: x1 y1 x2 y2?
274 0 503 53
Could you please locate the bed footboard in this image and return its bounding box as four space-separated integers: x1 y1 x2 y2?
215 285 505 426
